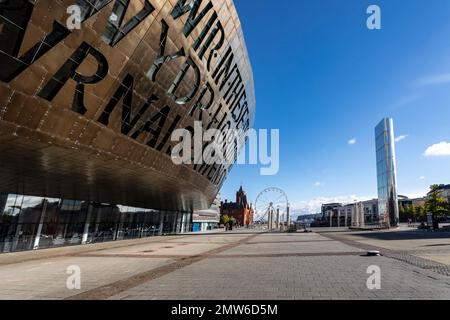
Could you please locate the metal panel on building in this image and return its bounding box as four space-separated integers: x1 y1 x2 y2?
0 0 255 213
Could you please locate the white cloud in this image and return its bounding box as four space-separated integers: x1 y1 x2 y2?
391 94 421 110
419 176 426 181
348 138 357 145
290 190 429 219
402 191 427 199
314 182 322 187
290 195 373 217
424 142 450 157
416 73 450 87
395 135 408 143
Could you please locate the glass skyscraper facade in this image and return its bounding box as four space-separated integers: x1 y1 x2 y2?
375 118 399 227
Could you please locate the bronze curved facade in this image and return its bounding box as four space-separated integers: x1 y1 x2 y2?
0 0 255 212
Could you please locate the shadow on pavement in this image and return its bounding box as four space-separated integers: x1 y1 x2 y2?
351 229 450 241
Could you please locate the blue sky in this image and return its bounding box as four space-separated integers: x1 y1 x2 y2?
221 0 450 215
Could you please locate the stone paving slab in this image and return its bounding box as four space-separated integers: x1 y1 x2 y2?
165 234 251 244
218 233 363 256
217 242 363 256
0 256 174 300
0 230 449 300
244 233 329 243
110 255 450 300
358 239 450 253
86 242 225 257
321 231 450 276
0 235 190 266
65 233 261 300
329 230 450 253
416 254 450 265
73 234 254 259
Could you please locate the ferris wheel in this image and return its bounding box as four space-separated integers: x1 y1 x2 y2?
254 187 289 226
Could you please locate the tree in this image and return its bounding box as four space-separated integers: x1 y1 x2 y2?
447 199 450 215
415 205 425 221
408 204 416 218
220 214 230 226
399 204 407 222
425 185 449 219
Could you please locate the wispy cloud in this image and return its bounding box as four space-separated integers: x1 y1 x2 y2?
424 142 450 157
391 94 422 110
402 191 428 199
415 73 450 87
348 138 357 145
419 176 426 181
314 182 322 187
290 195 373 216
395 135 408 143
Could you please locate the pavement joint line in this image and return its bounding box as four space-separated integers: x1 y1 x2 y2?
74 251 364 260
64 232 264 300
321 232 450 277
242 240 336 245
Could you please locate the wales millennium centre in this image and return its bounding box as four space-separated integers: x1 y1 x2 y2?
0 0 255 253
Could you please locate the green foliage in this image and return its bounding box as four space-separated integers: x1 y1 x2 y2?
399 203 405 215
399 202 426 222
415 205 425 220
399 203 407 221
425 185 449 218
408 204 416 216
220 214 230 225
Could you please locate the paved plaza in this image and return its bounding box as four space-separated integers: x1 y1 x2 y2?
0 229 450 300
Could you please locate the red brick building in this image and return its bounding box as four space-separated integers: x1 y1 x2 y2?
221 187 254 226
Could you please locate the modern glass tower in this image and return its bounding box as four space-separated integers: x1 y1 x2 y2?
375 118 399 227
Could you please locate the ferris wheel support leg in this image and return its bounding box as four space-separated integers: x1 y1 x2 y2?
287 206 290 227
276 208 280 231
270 210 274 230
